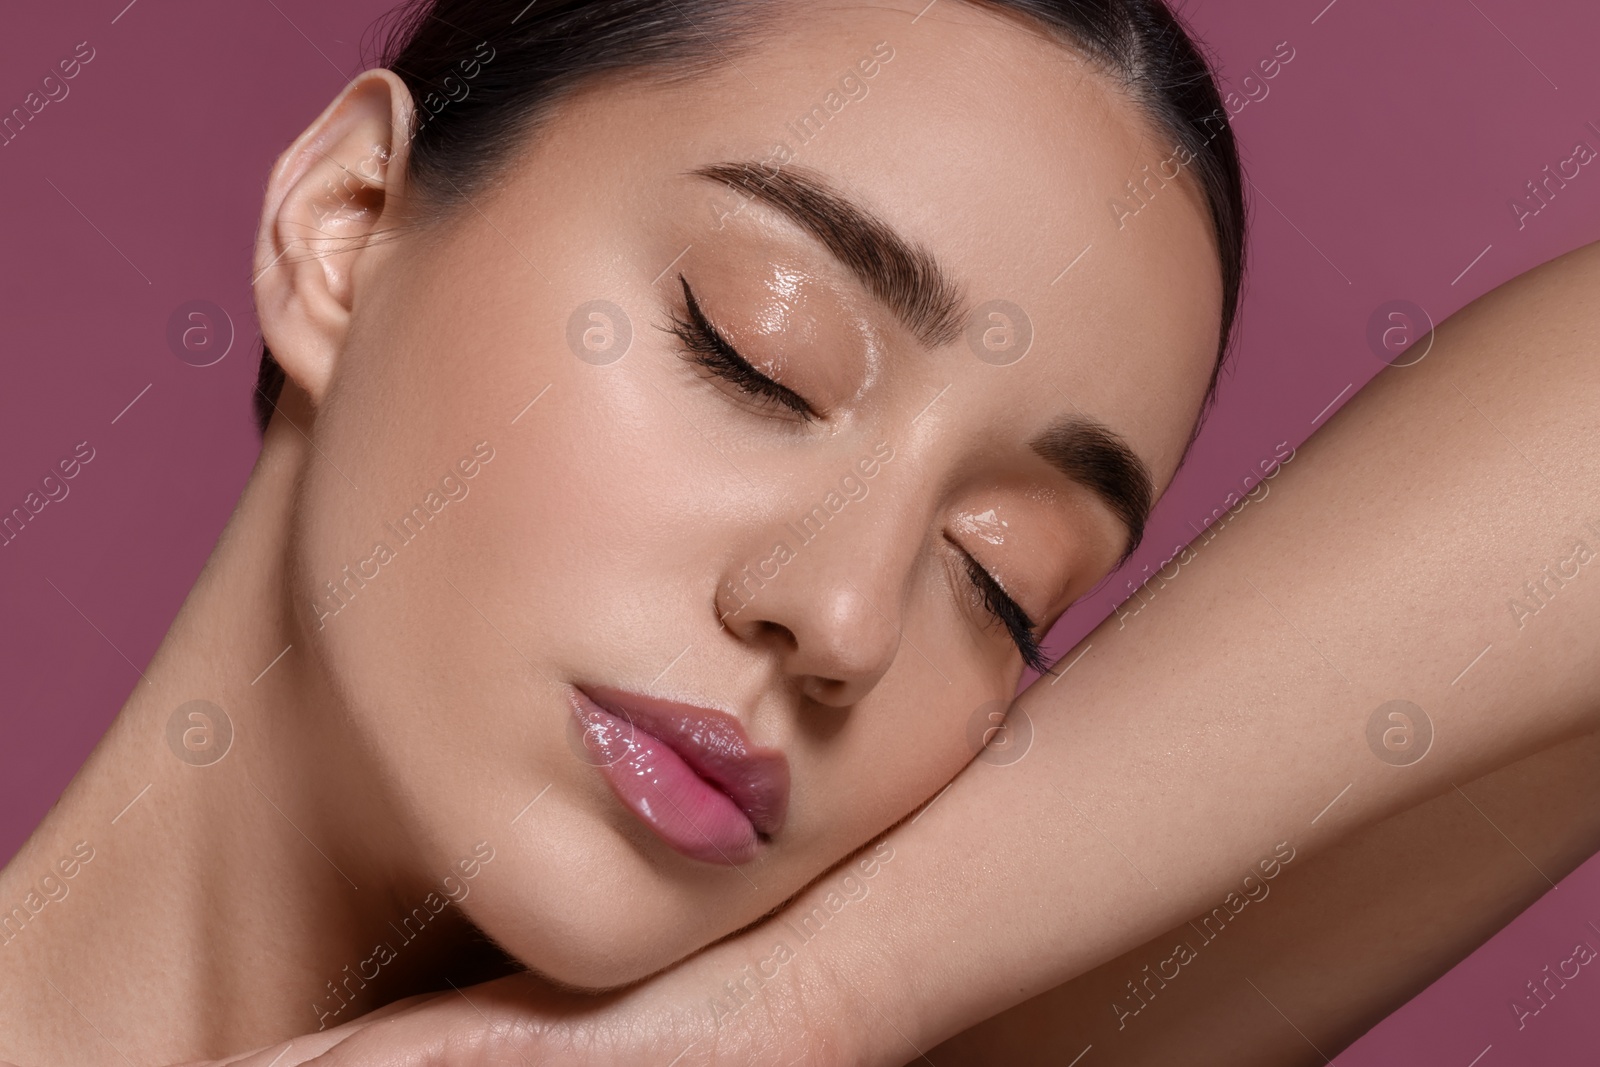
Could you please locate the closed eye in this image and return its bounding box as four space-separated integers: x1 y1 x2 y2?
664 273 820 422
957 547 1051 674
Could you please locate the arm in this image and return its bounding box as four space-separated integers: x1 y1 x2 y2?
932 724 1600 1065
217 238 1600 1067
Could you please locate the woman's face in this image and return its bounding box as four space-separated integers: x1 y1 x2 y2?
278 0 1221 986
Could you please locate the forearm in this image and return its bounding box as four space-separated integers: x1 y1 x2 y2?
931 726 1600 1065
694 240 1600 1064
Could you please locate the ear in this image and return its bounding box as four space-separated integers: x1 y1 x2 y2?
252 68 416 410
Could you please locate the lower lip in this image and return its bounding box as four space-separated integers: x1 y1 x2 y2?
570 691 760 865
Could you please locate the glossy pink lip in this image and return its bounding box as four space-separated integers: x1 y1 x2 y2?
569 684 790 865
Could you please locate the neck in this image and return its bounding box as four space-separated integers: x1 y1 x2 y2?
0 410 490 1064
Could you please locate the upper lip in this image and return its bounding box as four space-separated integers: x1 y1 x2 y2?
577 684 791 837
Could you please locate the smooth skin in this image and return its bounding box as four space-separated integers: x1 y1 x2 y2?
190 234 1600 1065
932 724 1600 1064
0 1 1226 1062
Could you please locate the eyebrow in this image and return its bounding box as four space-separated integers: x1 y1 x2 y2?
1031 417 1154 564
689 160 970 349
689 159 1155 561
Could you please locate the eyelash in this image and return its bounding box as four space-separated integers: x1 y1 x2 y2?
666 273 819 422
959 550 1051 674
664 272 1050 673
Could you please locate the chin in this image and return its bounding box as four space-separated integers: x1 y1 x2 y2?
460 827 739 992
520 939 681 994
478 901 706 993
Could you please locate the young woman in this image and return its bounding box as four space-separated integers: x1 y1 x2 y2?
185 234 1600 1067
3 1 1597 1065
197 243 1600 1067
0 0 1242 1061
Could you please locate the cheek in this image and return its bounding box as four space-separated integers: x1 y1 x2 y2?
295 343 700 747
470 345 739 668
791 680 991 856
782 562 1015 859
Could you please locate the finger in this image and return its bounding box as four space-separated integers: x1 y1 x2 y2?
300 988 555 1067
298 1009 461 1067
206 991 456 1066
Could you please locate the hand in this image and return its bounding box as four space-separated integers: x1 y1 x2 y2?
186 956 862 1067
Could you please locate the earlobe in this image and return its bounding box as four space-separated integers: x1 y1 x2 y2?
251 68 415 409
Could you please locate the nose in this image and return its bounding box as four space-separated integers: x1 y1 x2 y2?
715 524 910 708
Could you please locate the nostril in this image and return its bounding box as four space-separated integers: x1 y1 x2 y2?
760 619 799 648
801 672 858 708
798 684 852 741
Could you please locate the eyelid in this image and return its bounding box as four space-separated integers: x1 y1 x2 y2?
669 273 820 422
952 540 1050 674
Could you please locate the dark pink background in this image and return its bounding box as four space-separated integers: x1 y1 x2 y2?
3 0 1598 1059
